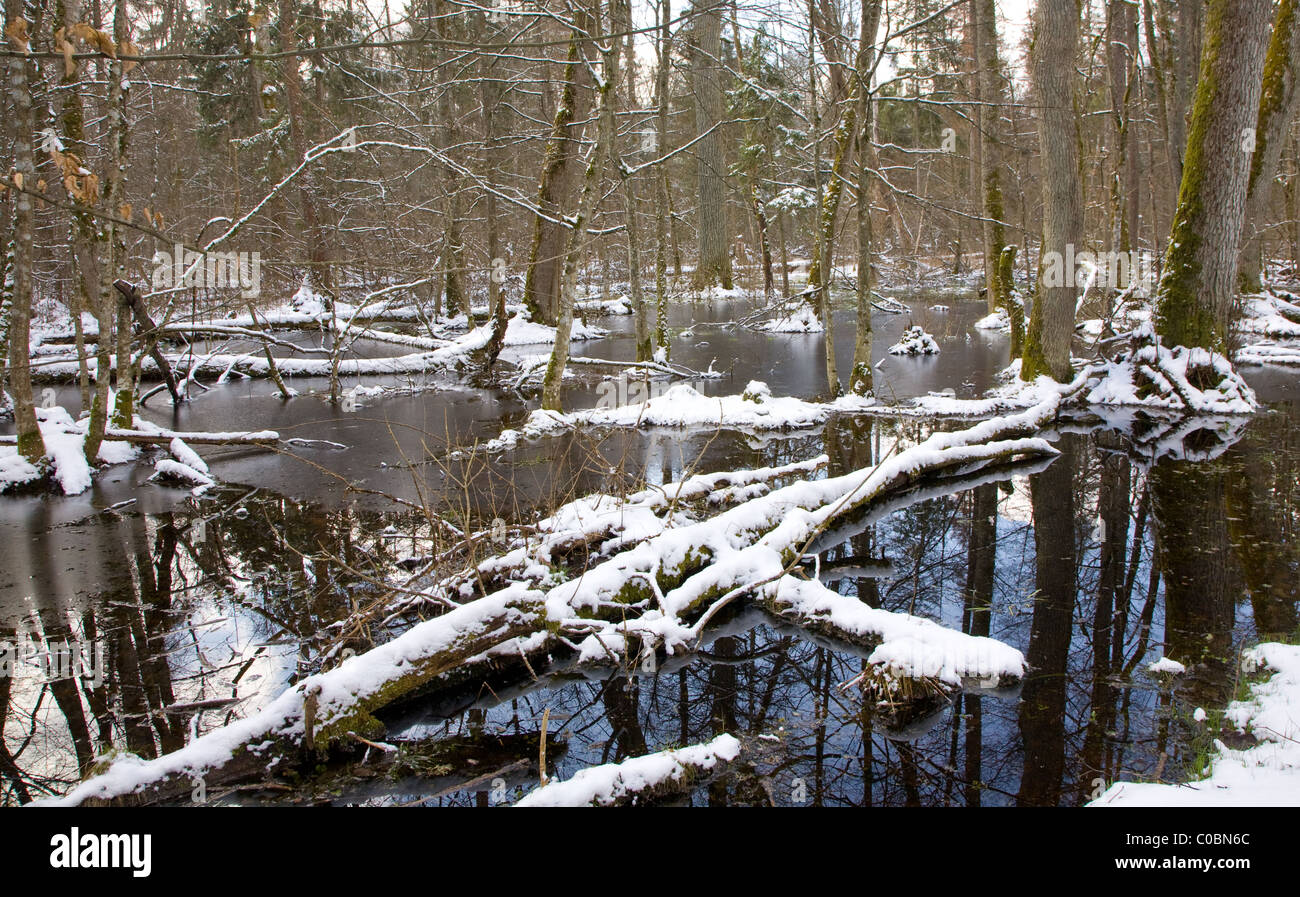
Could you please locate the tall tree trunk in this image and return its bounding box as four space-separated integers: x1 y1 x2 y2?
3 0 46 463
973 0 1022 356
524 16 594 326
849 0 882 396
1023 0 1084 383
108 0 133 429
279 0 331 292
542 0 617 411
653 0 672 356
690 1 732 291
1106 0 1140 254
434 0 464 317
1239 0 1300 293
1154 0 1272 351
619 0 651 361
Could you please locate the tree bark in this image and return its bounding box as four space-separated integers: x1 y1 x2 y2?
1154 0 1272 350
4 0 47 463
1239 0 1300 293
1023 0 1084 382
690 1 733 291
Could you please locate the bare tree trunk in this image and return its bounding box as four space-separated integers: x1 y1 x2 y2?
653 0 672 355
1023 0 1084 383
1106 0 1140 254
973 0 1021 355
3 0 46 463
1155 0 1272 350
691 1 732 291
525 13 594 325
279 0 331 292
542 0 617 411
108 0 133 429
618 0 652 361
481 48 508 369
849 0 883 396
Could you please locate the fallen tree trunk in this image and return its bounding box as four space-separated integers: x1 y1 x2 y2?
40 398 1064 807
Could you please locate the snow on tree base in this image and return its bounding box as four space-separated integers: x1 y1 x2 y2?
887 326 941 356
1085 325 1258 415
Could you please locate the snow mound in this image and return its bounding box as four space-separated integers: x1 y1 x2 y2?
1148 657 1187 676
479 381 879 452
760 304 824 333
973 308 1011 332
576 295 634 316
1239 292 1300 338
887 325 941 356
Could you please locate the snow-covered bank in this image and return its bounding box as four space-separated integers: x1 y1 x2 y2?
0 407 138 495
0 406 274 496
1091 643 1300 807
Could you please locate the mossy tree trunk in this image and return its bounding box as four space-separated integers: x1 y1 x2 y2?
1154 0 1272 351
1023 0 1084 382
1239 0 1300 294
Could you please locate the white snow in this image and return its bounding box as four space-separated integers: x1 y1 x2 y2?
479 381 879 452
514 734 741 806
887 326 941 356
759 304 824 333
973 308 1011 332
1085 325 1258 414
1148 657 1187 676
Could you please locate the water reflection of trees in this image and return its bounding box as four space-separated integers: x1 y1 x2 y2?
1 492 398 804
5 404 1296 806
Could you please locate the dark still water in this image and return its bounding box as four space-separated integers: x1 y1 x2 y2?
1 293 1296 805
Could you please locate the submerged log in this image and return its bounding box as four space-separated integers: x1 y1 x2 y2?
513 734 742 807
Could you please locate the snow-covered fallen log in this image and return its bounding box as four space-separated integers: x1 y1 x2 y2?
514 734 742 807
38 586 546 806
42 401 1059 805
